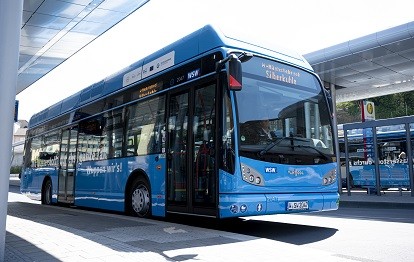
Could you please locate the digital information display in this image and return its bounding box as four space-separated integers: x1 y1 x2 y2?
261 62 300 85
139 82 162 98
243 57 317 90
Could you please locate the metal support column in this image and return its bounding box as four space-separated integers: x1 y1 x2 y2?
344 130 351 196
0 1 23 260
405 123 414 197
330 83 342 194
372 128 381 196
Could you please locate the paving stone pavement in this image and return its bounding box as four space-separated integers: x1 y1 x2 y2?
6 176 413 261
5 199 362 262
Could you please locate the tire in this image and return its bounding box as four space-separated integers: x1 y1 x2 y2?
128 178 151 218
42 179 52 205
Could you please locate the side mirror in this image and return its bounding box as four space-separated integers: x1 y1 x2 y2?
227 56 243 91
216 54 247 91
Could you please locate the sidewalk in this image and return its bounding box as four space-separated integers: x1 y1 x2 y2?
339 189 414 209
6 176 414 261
6 189 356 262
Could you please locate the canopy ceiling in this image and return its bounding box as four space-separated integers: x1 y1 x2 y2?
304 22 414 102
18 0 149 94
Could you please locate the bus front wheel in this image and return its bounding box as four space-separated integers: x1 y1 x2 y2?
41 179 52 205
129 178 151 218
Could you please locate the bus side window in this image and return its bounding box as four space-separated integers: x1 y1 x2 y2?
24 138 33 168
105 109 124 158
78 116 106 161
30 136 42 168
126 96 165 156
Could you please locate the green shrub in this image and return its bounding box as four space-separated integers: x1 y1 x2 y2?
10 166 22 174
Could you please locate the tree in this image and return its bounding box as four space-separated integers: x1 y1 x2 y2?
336 90 414 124
336 101 360 124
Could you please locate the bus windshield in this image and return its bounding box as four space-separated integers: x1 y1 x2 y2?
236 56 334 161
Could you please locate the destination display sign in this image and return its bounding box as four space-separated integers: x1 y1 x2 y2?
139 82 162 98
262 62 300 85
243 56 317 90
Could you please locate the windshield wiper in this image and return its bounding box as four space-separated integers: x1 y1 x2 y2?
258 137 307 156
290 144 331 160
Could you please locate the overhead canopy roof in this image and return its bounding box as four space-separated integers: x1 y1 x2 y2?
304 22 414 103
18 2 414 103
18 0 149 94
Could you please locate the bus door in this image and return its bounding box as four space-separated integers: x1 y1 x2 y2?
166 83 217 216
58 126 78 203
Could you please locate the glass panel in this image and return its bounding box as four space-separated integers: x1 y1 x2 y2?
66 127 78 198
376 124 410 192
126 96 166 156
78 116 105 161
410 123 414 193
59 129 70 197
42 131 60 167
236 56 333 164
167 93 189 203
30 136 42 168
104 109 124 158
346 127 376 192
193 84 216 206
222 89 235 174
58 128 77 201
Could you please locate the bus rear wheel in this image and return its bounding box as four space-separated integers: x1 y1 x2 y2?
42 179 52 205
129 178 151 218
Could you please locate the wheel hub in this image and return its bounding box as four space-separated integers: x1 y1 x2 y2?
132 185 149 215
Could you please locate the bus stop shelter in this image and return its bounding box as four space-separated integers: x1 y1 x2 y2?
342 116 414 196
304 21 414 196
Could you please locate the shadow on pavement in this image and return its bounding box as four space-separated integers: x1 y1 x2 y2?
166 214 338 246
6 202 244 258
5 232 59 261
7 200 339 260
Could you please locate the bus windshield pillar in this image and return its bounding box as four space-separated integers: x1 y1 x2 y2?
304 102 311 138
0 1 23 260
330 83 342 194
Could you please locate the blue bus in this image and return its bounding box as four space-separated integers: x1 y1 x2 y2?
21 25 338 218
339 124 411 190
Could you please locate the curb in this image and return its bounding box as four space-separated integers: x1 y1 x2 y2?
340 200 414 210
9 179 20 187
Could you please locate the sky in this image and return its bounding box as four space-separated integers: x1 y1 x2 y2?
16 0 414 121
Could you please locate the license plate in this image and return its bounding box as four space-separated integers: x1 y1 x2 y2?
287 201 309 211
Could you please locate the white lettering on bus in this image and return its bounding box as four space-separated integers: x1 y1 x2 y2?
85 163 123 175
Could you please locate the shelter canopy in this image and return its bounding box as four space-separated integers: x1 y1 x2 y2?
18 0 149 94
304 22 414 103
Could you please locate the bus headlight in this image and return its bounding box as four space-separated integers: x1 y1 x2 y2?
241 163 264 186
322 169 337 186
